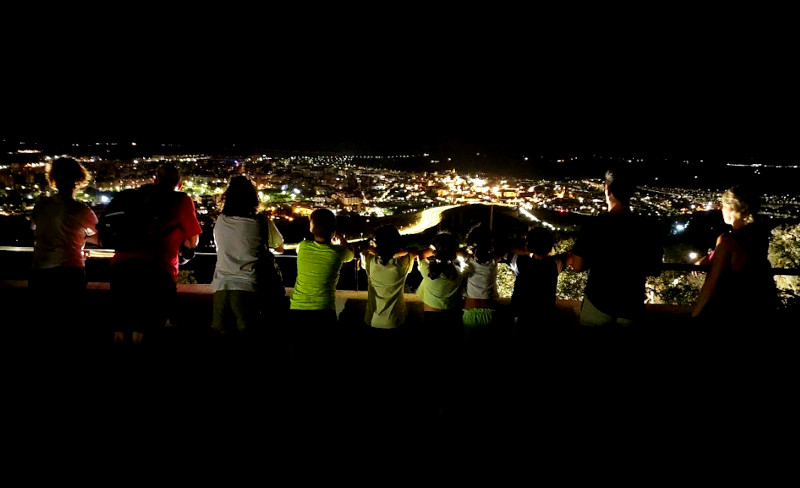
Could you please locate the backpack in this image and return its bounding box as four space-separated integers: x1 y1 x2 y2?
254 213 286 306
97 185 178 252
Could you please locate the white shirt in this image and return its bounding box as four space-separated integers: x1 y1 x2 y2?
463 255 498 300
211 214 264 292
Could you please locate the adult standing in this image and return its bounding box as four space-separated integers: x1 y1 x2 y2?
107 163 202 346
211 175 285 342
690 185 777 335
569 168 664 333
30 157 99 348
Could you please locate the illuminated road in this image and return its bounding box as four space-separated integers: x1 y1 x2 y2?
398 204 459 235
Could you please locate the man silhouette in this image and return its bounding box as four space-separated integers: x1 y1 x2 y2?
107 163 202 346
569 167 663 330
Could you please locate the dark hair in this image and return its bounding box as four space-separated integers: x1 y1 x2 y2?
155 163 181 188
526 226 554 256
374 225 402 265
310 207 337 240
221 175 259 217
48 157 90 192
466 223 494 265
605 167 635 205
427 231 459 281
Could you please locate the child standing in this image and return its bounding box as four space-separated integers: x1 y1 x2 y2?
359 224 417 401
361 224 416 330
460 223 501 344
508 226 567 348
415 231 465 413
288 208 355 369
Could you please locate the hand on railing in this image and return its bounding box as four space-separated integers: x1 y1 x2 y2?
691 250 714 276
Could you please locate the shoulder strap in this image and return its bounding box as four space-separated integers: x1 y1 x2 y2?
256 213 270 245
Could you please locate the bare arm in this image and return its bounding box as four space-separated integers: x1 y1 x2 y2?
418 247 435 261
570 253 586 272
393 248 411 258
508 246 530 257
84 210 99 246
552 252 569 274
332 232 355 261
184 234 200 249
691 234 731 318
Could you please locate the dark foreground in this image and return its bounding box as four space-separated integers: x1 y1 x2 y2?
4 318 797 478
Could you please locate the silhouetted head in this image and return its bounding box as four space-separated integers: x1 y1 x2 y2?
374 224 402 264
310 207 337 240
526 226 554 256
221 175 259 217
431 231 458 262
466 223 494 264
427 231 460 281
605 167 635 207
47 157 90 194
155 163 181 189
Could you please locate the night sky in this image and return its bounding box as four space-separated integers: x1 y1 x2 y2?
4 11 799 164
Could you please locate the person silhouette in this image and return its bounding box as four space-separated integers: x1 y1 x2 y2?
106 163 202 347
357 224 419 417
507 225 568 350
211 175 285 343
459 223 503 360
415 230 465 416
691 185 777 337
29 157 99 349
361 224 416 331
288 207 355 370
569 167 663 335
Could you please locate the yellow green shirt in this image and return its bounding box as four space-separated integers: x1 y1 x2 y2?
289 239 354 310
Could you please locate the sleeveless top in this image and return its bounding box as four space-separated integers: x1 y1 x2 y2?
702 223 777 326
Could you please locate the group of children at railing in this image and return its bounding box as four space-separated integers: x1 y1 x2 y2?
27 159 777 355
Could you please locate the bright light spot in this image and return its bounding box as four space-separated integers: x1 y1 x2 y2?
689 252 698 260
100 195 110 204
